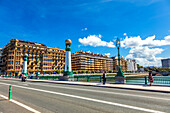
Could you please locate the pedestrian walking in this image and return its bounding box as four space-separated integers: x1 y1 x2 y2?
148 71 153 86
102 71 106 85
21 74 26 82
30 74 33 79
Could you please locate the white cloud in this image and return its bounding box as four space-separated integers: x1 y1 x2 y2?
104 53 110 57
125 45 164 67
123 33 127 36
165 35 170 42
79 34 115 48
134 57 163 67
87 50 91 53
121 35 170 47
123 35 170 67
81 28 87 31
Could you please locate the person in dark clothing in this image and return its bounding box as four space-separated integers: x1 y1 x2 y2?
148 71 153 86
102 71 106 85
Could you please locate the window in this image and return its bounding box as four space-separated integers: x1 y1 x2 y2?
17 48 20 50
10 52 12 55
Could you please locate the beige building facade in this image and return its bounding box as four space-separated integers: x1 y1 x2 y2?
71 51 113 72
112 56 127 72
2 39 65 75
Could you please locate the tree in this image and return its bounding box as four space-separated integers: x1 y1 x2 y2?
108 70 112 73
61 70 64 73
73 71 77 74
78 70 81 73
81 70 85 73
86 70 89 73
56 70 60 74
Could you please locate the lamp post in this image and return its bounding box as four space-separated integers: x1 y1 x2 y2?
116 37 125 77
115 37 126 83
59 39 73 81
36 57 39 79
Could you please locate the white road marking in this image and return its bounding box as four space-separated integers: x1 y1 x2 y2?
0 82 165 113
26 82 170 101
0 79 170 101
2 80 168 101
0 94 40 113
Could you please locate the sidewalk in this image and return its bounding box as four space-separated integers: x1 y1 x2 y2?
0 96 31 113
1 77 170 93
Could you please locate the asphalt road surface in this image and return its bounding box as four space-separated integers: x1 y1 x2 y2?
0 78 169 113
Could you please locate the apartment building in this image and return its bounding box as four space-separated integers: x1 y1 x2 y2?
71 50 113 72
161 58 170 68
2 39 65 75
126 59 138 71
0 48 3 74
112 56 127 72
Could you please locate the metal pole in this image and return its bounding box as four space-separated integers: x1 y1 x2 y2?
118 47 121 72
8 85 12 100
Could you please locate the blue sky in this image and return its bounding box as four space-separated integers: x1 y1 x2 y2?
0 0 170 67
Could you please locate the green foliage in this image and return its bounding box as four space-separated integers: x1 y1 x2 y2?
113 70 118 73
78 70 81 73
29 71 34 73
144 67 170 72
73 71 77 74
86 70 89 73
108 70 112 73
56 70 60 74
61 70 64 73
81 70 85 73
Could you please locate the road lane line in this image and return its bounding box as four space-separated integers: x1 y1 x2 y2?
0 94 40 113
0 80 169 101
0 82 165 113
9 81 169 101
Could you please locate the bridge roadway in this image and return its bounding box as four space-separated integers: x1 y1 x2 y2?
0 78 169 113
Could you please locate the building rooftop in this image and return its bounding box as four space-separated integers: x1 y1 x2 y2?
72 50 108 57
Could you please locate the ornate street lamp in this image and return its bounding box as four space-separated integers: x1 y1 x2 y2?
116 37 125 77
59 39 73 81
115 37 126 83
